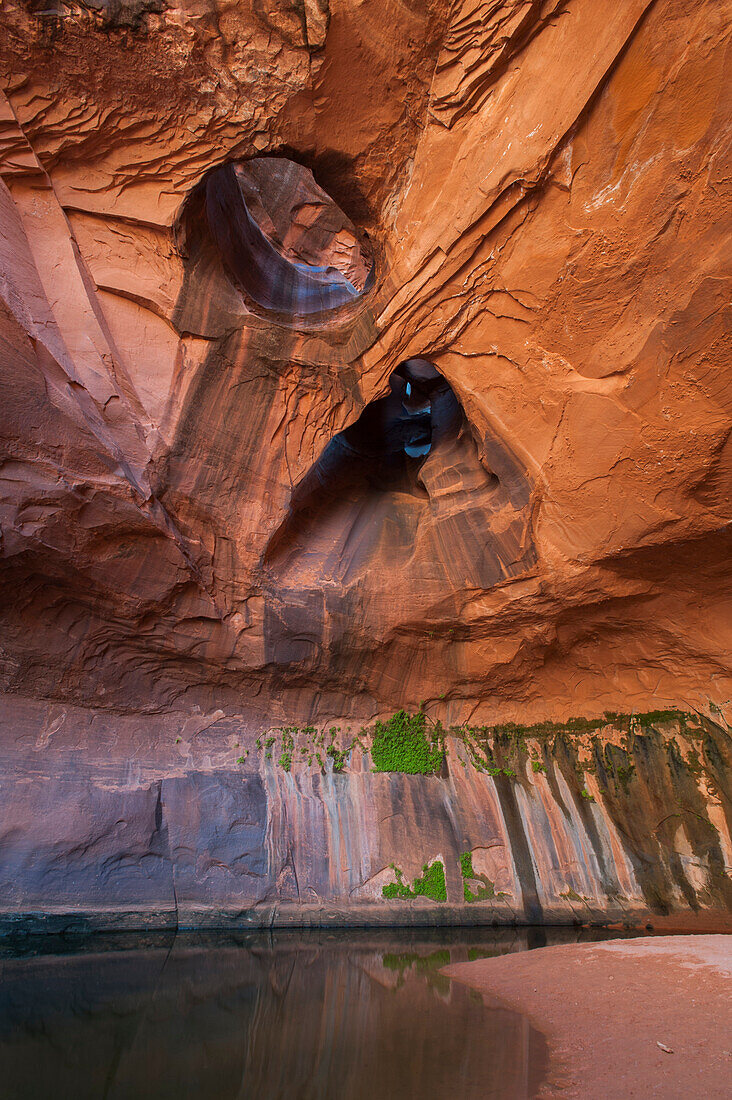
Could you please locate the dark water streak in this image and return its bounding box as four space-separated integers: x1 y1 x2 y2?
0 927 645 1099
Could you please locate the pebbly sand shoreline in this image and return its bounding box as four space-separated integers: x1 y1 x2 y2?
444 934 732 1098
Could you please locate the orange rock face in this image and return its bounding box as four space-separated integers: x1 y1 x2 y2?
0 0 730 924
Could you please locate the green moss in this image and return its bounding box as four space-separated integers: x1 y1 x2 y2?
413 860 447 901
382 860 447 902
531 760 546 774
371 710 444 775
463 879 496 902
579 787 594 801
236 755 246 765
459 850 475 879
459 849 499 902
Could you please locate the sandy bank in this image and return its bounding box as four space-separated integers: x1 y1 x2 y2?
444 935 731 1098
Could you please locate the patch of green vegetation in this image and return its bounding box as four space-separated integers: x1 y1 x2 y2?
458 849 500 902
382 860 447 902
579 787 594 801
638 709 689 730
454 731 500 776
236 755 246 764
371 709 444 775
466 709 693 743
327 744 347 773
456 730 519 778
278 727 295 772
459 850 475 879
464 883 491 903
248 722 374 776
248 708 697 783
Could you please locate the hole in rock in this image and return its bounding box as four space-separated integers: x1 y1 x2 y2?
264 359 505 584
200 157 375 315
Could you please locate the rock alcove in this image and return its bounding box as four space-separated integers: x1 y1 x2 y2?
263 357 536 611
182 156 375 320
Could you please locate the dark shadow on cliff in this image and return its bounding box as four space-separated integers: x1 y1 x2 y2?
263 358 536 592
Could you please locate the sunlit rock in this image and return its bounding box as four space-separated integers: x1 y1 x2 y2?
0 0 729 928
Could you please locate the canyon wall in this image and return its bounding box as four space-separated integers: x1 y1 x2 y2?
1 704 730 930
0 0 730 926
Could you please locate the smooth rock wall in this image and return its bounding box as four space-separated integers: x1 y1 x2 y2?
1 695 729 930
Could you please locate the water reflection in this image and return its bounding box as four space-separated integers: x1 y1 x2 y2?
0 927 635 1099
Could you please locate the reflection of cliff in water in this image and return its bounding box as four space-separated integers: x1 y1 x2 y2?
0 928 562 1099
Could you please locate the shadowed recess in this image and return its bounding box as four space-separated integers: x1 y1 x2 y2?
203 157 375 315
263 358 536 594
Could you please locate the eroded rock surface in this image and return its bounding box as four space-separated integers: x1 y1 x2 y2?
0 0 730 924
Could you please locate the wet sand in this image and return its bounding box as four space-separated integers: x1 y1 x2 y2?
444 935 732 1098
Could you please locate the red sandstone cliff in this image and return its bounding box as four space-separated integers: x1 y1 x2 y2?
0 0 730 925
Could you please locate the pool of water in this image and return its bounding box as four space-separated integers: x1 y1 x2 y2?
0 926 643 1099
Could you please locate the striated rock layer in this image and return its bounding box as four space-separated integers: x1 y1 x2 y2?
0 0 730 925
1 706 730 930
